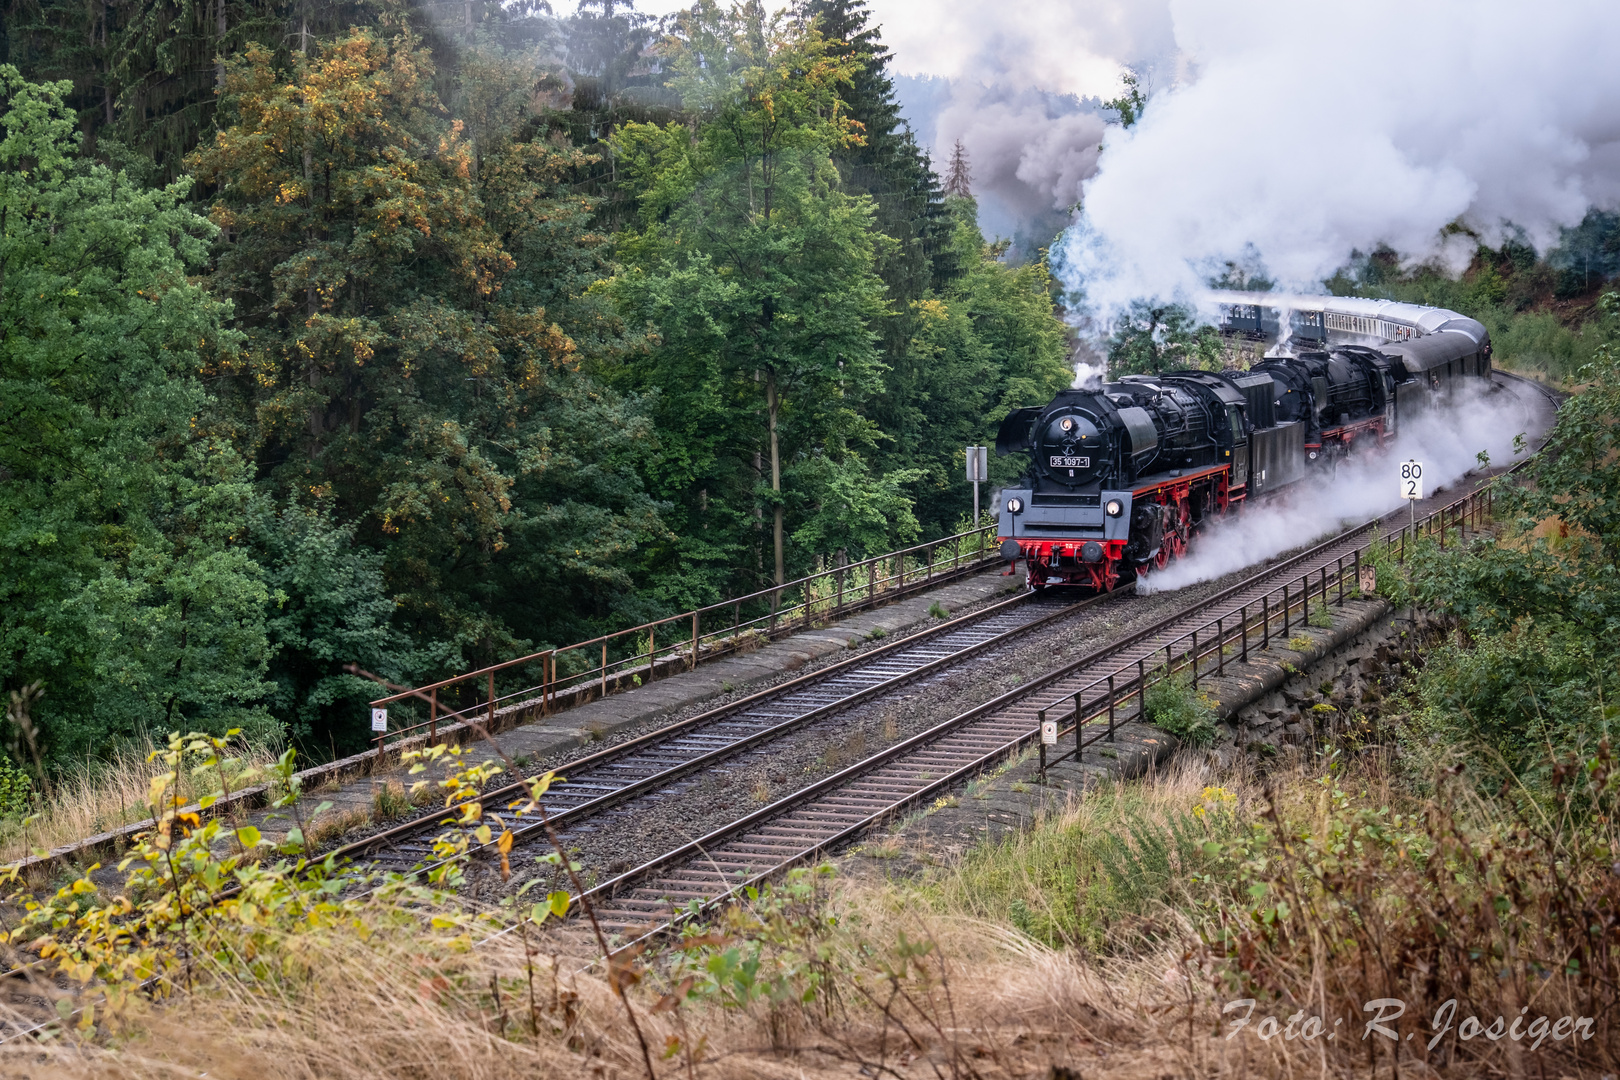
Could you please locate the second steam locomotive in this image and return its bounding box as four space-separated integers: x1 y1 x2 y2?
995 295 1493 591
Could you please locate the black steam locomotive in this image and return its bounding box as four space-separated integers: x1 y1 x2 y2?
994 298 1493 591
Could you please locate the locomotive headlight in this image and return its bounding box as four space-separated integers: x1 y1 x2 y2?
1006 497 1024 514
1060 417 1075 432
1105 499 1124 518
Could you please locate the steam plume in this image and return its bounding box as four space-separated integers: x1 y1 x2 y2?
1057 0 1620 315
1135 384 1540 594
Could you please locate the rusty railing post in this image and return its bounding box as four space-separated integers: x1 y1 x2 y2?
430 687 438 744
1037 708 1047 780
1261 594 1270 649
1282 584 1290 635
1216 618 1224 676
601 641 607 698
1137 658 1146 721
1072 691 1084 760
649 623 656 680
691 612 699 670
1190 629 1198 687
487 670 495 730
1107 673 1116 742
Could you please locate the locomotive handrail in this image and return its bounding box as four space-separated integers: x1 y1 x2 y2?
364 520 1004 752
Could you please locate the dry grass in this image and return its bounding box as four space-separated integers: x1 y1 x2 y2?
6 756 1618 1079
0 893 1255 1080
0 737 280 864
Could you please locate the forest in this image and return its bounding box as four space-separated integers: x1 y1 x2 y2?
0 0 1074 769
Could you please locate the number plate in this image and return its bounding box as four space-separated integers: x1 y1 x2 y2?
1048 455 1090 468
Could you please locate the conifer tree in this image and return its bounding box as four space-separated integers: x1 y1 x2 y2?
610 4 900 597
942 138 972 197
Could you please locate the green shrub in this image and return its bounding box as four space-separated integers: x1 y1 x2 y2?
1143 671 1220 746
1360 533 1421 607
0 759 33 816
927 601 950 619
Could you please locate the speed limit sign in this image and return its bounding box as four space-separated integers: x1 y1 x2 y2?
1400 460 1423 501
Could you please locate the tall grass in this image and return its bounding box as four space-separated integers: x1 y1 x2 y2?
8 749 1618 1078
916 767 1231 951
0 735 279 864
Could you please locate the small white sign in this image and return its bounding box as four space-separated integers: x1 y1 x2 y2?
1400 459 1423 501
965 445 988 483
370 708 388 733
1040 720 1058 746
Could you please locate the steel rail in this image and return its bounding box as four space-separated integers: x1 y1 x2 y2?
563 517 1403 941
326 587 1114 872
552 377 1558 950
0 370 1565 1036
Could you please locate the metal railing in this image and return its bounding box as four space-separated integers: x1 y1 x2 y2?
366 523 1003 753
1030 484 1492 773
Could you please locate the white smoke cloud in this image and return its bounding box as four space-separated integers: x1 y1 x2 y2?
926 82 1107 238
1072 359 1105 390
1134 383 1538 595
1058 0 1620 316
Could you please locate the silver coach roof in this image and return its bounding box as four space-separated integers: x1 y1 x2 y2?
1204 290 1488 347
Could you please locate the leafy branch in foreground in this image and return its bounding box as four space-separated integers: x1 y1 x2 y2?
2 730 463 1014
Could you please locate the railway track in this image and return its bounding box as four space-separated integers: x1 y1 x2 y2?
563 521 1384 945
330 586 1116 876
541 370 1561 949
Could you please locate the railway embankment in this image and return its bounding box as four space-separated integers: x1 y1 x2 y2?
845 593 1403 880
12 564 1027 880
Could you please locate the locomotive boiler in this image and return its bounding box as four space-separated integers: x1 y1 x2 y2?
995 296 1493 591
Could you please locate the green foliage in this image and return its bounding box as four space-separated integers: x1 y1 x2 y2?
869 195 1071 531
1106 299 1224 377
1102 69 1147 129
1361 533 1417 607
921 780 1232 950
609 5 895 598
1 730 460 1002
663 865 841 1012
0 758 34 816
1144 671 1220 746
189 27 662 691
0 67 276 762
2 4 1080 772
1407 293 1620 779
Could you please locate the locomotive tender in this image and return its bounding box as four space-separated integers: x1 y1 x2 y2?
995 294 1493 591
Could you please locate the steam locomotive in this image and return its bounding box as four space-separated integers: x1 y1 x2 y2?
994 296 1493 591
